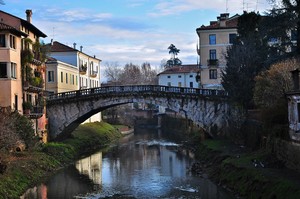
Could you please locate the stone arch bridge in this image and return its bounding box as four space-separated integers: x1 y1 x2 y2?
47 85 230 140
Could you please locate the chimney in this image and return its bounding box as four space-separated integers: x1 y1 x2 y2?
25 10 32 23
50 39 53 45
80 46 83 52
73 43 77 49
219 13 229 27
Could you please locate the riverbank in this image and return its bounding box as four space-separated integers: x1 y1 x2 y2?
192 139 300 199
0 121 122 199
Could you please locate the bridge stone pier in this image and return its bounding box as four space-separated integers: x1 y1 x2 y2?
47 85 230 140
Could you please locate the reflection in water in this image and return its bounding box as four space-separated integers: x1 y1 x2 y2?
22 130 234 199
75 152 102 186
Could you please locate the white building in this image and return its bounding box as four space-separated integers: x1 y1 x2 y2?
157 64 200 88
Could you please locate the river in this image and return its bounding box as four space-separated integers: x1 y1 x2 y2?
22 128 234 199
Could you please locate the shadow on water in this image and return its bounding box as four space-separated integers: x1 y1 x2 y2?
22 128 234 199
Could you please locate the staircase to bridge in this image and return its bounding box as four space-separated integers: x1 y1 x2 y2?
46 85 230 140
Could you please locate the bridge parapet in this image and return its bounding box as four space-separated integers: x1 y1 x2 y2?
47 85 228 105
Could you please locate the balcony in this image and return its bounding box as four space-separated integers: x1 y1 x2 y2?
23 102 44 119
207 59 219 67
29 106 44 119
23 80 43 93
80 64 87 75
90 70 98 78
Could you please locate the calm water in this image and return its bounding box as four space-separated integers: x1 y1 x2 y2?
22 129 234 199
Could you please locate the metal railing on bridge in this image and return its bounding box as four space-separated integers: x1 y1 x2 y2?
47 85 228 102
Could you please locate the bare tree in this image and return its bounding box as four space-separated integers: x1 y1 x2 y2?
141 62 157 84
104 62 122 84
119 63 142 85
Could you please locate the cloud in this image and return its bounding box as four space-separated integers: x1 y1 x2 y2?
148 0 274 17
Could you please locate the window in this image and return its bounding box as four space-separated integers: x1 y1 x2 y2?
269 37 278 43
48 71 54 82
229 33 237 44
0 62 7 78
178 75 182 78
291 30 297 41
209 49 217 60
0 34 5 47
209 69 218 79
167 82 171 86
72 75 75 85
10 63 16 78
66 73 68 84
167 76 171 78
209 34 216 45
26 94 32 104
61 72 63 83
9 35 16 49
189 75 193 78
178 82 182 87
90 62 94 75
76 76 78 85
190 82 193 88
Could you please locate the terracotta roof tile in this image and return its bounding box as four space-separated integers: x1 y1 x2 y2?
0 22 27 36
50 41 78 52
197 14 239 30
0 10 47 37
158 65 200 75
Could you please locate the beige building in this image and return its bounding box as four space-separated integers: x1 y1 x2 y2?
45 57 79 93
46 41 102 123
196 13 239 89
0 10 48 139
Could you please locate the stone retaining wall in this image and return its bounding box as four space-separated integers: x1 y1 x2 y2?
271 138 300 172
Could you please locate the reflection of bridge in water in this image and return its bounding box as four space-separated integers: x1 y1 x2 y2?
47 85 230 140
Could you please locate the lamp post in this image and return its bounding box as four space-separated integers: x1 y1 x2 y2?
195 71 201 88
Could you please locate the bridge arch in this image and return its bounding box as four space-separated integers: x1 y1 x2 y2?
46 85 229 140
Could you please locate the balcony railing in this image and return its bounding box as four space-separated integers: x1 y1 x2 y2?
207 59 219 67
80 65 87 75
23 81 43 93
23 106 44 119
90 70 98 78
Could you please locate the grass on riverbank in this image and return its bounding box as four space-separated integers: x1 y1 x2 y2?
0 121 121 199
43 122 122 163
196 139 300 199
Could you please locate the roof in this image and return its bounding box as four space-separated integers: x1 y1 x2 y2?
158 65 200 75
0 22 27 36
0 10 47 37
48 41 102 61
49 41 77 52
197 14 239 31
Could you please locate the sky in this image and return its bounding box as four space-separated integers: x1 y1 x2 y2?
0 0 277 78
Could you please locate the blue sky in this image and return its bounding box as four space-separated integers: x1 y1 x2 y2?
1 0 276 70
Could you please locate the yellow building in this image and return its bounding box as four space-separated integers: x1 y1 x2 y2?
45 57 79 93
0 10 48 138
196 13 239 89
46 41 102 123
